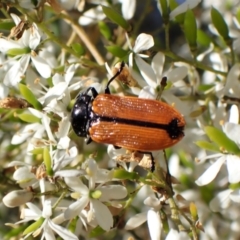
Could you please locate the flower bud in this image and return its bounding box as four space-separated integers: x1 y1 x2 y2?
3 190 33 208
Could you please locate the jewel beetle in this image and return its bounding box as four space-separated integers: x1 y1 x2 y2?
71 62 185 171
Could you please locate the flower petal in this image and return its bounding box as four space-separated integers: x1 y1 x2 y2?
195 156 225 186
31 55 51 78
47 219 78 240
98 185 127 201
209 189 232 212
147 209 162 240
135 56 156 87
226 155 240 183
91 199 113 231
166 66 188 83
121 0 136 20
125 212 147 230
133 33 154 53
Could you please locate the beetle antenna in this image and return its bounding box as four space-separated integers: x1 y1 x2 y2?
105 61 125 94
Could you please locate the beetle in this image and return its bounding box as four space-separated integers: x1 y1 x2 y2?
71 62 185 171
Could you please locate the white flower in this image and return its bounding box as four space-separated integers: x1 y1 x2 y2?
16 200 78 240
196 105 240 186
125 194 162 240
170 0 201 20
78 0 136 25
64 159 127 231
0 14 51 86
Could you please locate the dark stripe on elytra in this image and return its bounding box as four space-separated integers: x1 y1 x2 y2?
92 116 184 139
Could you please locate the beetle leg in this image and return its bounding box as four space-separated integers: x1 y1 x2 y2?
113 145 121 149
85 87 98 98
105 61 125 94
85 137 92 144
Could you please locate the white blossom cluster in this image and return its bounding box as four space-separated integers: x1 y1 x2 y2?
1 0 240 240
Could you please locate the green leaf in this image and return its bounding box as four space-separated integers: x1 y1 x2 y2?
102 6 131 31
159 0 169 22
7 47 30 57
205 126 240 154
98 21 111 40
105 45 128 58
18 113 41 123
169 0 185 24
19 84 42 110
197 29 212 47
90 226 105 237
23 217 45 235
113 169 139 180
43 147 53 176
31 148 43 155
236 8 240 25
71 43 85 56
211 7 230 41
0 21 15 31
184 9 197 51
195 140 220 152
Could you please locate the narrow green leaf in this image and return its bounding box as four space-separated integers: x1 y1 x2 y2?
18 113 40 123
159 0 169 22
31 148 43 155
105 45 128 58
184 9 197 51
98 21 111 40
90 226 105 237
211 7 230 41
205 126 240 154
71 43 85 56
113 169 139 180
195 141 219 152
19 84 42 110
0 21 15 30
43 147 53 176
197 29 212 47
23 217 45 235
169 0 185 23
7 47 30 57
102 6 131 31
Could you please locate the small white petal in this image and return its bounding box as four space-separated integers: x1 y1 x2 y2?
170 0 201 20
152 52 165 82
139 86 156 99
125 212 147 230
166 66 188 83
135 56 157 87
0 83 9 98
98 185 127 201
195 156 225 186
64 196 89 219
48 220 78 240
42 200 52 218
223 122 240 145
3 190 33 208
144 196 161 209
226 155 240 183
31 55 51 78
230 190 240 203
229 105 239 124
11 123 41 145
29 24 41 50
10 13 21 25
209 189 232 212
54 169 85 178
121 0 136 20
147 209 162 240
133 33 154 53
92 199 113 231
78 6 105 25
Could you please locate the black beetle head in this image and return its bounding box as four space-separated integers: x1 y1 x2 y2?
71 93 92 137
